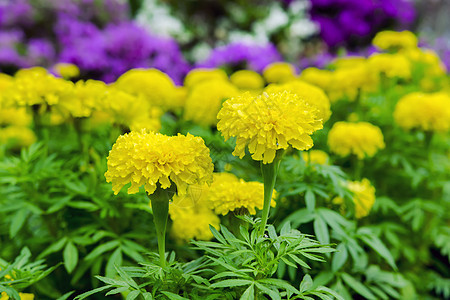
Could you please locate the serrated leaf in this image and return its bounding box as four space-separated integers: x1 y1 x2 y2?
211 279 253 288
300 274 313 293
9 209 29 238
126 290 140 300
240 284 255 300
332 243 348 272
160 291 190 299
305 189 316 211
314 216 329 245
359 235 397 271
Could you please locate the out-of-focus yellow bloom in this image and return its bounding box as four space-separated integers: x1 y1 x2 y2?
217 91 323 163
230 70 265 90
265 80 331 121
328 122 385 159
263 62 296 83
0 74 13 107
299 68 333 91
332 56 367 69
207 173 276 215
402 48 447 78
0 107 32 126
105 130 213 196
173 86 188 109
169 185 220 242
97 88 162 132
368 53 411 79
0 292 34 300
372 30 418 50
4 67 73 107
53 63 80 79
184 79 238 126
394 92 450 132
349 179 376 218
184 68 228 88
302 150 329 165
58 80 108 118
114 69 178 110
0 126 36 148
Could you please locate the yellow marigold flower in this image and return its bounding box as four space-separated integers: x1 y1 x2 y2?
105 130 214 196
332 56 367 68
58 80 108 118
368 53 411 79
302 150 329 165
0 74 13 107
263 62 296 84
1 292 34 300
230 70 265 90
184 79 238 126
372 30 418 50
173 86 188 109
4 67 73 107
169 186 220 242
53 63 80 79
328 122 385 159
0 126 36 148
265 80 331 122
299 68 333 91
348 178 376 218
0 107 32 126
217 91 323 163
184 68 228 88
207 173 276 215
114 69 178 110
394 92 450 132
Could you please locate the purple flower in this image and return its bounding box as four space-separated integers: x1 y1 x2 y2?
196 42 282 72
310 0 416 49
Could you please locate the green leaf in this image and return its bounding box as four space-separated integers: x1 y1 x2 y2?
85 240 119 261
341 273 377 300
240 284 255 300
106 248 123 278
73 285 112 300
211 279 253 288
56 291 75 300
126 290 140 300
359 235 397 270
258 278 300 294
332 243 348 272
105 286 129 296
38 237 68 259
160 291 190 300
305 189 316 211
210 225 227 245
314 216 329 245
9 209 29 238
63 241 78 273
299 274 313 293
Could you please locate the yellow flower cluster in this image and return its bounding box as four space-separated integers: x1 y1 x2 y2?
302 150 329 165
0 126 36 148
333 178 376 218
0 292 34 300
105 130 213 195
217 91 323 163
265 80 331 122
207 173 276 215
328 122 385 159
2 67 72 107
169 186 220 242
368 53 412 79
394 92 450 132
372 30 418 50
184 79 238 126
300 59 378 102
263 62 296 83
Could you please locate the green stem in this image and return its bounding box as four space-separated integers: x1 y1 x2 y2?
148 188 173 268
258 151 283 236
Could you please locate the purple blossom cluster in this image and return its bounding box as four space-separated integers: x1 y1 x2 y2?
196 43 282 72
0 0 189 84
309 0 416 49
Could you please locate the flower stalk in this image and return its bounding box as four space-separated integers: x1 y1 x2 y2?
258 150 283 236
148 187 174 268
